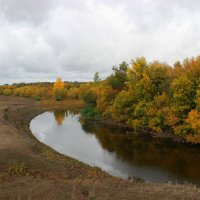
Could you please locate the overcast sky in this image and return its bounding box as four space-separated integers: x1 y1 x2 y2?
0 0 200 84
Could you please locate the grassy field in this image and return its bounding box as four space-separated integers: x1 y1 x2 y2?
0 96 200 199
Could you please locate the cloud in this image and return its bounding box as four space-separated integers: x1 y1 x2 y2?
0 0 55 25
0 0 200 84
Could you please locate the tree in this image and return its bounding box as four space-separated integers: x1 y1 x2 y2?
171 75 195 117
107 62 128 90
195 88 200 110
186 110 200 134
183 56 200 82
147 62 170 96
111 90 135 122
82 90 97 106
53 77 66 100
128 57 147 81
96 84 117 115
94 72 101 83
132 73 153 102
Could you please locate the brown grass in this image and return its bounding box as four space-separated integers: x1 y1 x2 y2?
41 98 84 109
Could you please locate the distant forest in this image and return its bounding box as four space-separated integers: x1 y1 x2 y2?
1 55 200 143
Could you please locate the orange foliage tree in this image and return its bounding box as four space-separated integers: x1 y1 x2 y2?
53 77 67 100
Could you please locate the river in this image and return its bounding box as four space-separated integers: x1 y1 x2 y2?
30 109 200 185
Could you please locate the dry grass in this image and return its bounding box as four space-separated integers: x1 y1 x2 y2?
41 98 84 109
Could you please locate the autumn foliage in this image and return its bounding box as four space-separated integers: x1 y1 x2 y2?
53 77 67 100
80 55 200 143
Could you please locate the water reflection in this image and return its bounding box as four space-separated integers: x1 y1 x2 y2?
51 109 79 125
53 110 66 125
30 109 200 185
82 121 200 182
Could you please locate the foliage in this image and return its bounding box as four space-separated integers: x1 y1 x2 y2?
82 90 97 106
53 77 67 100
110 90 135 122
81 106 99 119
94 72 101 83
171 75 195 117
80 55 200 143
35 96 41 101
0 83 53 98
0 81 81 100
107 61 128 90
186 110 200 134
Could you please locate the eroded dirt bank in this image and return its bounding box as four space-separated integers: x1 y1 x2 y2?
0 96 200 200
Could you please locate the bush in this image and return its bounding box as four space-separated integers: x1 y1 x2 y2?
3 89 12 96
82 91 97 106
56 95 63 101
35 96 41 101
81 106 99 119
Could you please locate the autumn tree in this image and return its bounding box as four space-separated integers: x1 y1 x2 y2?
53 77 66 100
128 57 147 82
186 110 200 134
147 62 170 96
171 75 195 117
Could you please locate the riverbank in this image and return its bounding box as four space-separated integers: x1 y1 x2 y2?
84 115 188 143
0 96 200 199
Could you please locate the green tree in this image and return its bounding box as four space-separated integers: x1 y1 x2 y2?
94 72 101 83
107 61 128 90
83 90 97 106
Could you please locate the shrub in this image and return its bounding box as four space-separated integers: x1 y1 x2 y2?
56 95 63 101
82 91 97 106
81 106 99 119
35 96 41 101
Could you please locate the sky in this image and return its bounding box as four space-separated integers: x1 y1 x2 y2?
0 0 200 84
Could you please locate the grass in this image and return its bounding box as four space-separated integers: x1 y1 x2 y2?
41 98 84 109
6 163 29 176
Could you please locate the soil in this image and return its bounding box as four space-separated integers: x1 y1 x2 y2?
0 96 200 200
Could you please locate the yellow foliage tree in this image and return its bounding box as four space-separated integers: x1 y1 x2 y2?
53 77 66 100
185 109 200 143
186 109 200 134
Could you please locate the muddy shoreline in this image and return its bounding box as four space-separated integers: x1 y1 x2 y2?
1 96 200 199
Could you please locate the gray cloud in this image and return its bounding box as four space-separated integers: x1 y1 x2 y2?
0 0 200 84
0 0 55 25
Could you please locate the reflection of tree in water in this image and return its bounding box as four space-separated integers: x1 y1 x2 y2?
52 109 80 125
53 110 66 125
68 109 79 116
79 118 96 132
80 119 200 181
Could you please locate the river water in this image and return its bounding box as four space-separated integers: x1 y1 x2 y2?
30 109 200 185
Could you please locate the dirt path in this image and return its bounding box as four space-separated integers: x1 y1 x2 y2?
0 96 200 200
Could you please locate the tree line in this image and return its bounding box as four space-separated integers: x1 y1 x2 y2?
80 56 200 144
